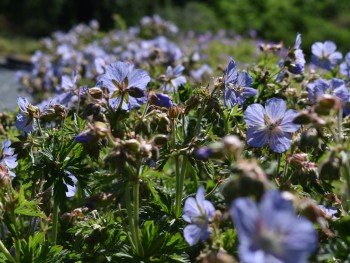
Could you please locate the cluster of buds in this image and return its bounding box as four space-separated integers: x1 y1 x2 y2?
136 109 171 135
104 135 167 173
41 104 68 121
287 153 317 176
75 121 110 143
259 41 283 53
83 87 107 122
195 135 243 160
61 207 87 222
293 109 327 127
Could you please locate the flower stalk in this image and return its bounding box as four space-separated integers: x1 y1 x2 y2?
51 199 59 245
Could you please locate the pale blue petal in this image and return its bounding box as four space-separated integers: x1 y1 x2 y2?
265 98 286 122
328 52 343 66
3 155 18 169
269 131 292 153
244 104 266 126
224 88 238 108
127 68 151 91
237 72 253 87
183 197 201 223
17 97 29 112
241 87 258 98
311 42 323 57
173 64 185 77
279 109 300 132
184 224 206 246
171 76 186 88
246 127 269 148
323 41 337 55
225 58 238 84
231 198 259 243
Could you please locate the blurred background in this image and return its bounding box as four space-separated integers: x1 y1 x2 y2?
1 0 350 56
0 0 349 111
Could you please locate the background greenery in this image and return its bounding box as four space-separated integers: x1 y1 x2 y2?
0 0 349 54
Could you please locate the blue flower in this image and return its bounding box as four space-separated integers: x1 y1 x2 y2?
150 93 173 108
224 58 258 108
311 41 343 71
244 98 300 153
231 190 317 263
340 52 350 79
15 97 38 134
97 61 151 110
195 147 213 160
54 70 79 108
163 65 186 93
288 33 306 74
306 78 350 105
75 131 96 143
183 186 215 246
1 139 18 177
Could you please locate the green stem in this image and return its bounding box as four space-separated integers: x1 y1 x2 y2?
275 153 282 185
132 178 144 257
51 199 59 245
338 108 343 142
343 163 350 206
0 239 16 263
175 157 188 217
125 182 136 251
10 210 21 262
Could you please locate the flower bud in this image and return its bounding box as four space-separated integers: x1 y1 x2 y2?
168 106 180 119
123 139 140 152
88 87 103 99
152 134 168 146
315 95 342 115
222 135 242 154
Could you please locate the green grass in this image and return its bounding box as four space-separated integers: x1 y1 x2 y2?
0 31 39 58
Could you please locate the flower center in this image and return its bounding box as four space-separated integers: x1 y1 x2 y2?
255 220 285 257
228 82 244 94
264 115 282 131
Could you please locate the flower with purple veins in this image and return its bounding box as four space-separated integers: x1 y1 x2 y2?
1 139 18 177
183 186 215 246
16 97 38 134
311 41 343 71
340 52 350 79
97 61 151 111
224 58 258 108
231 190 317 263
244 98 300 153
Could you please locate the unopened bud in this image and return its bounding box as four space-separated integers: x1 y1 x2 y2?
222 135 242 154
89 87 103 99
152 134 168 146
123 139 140 152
